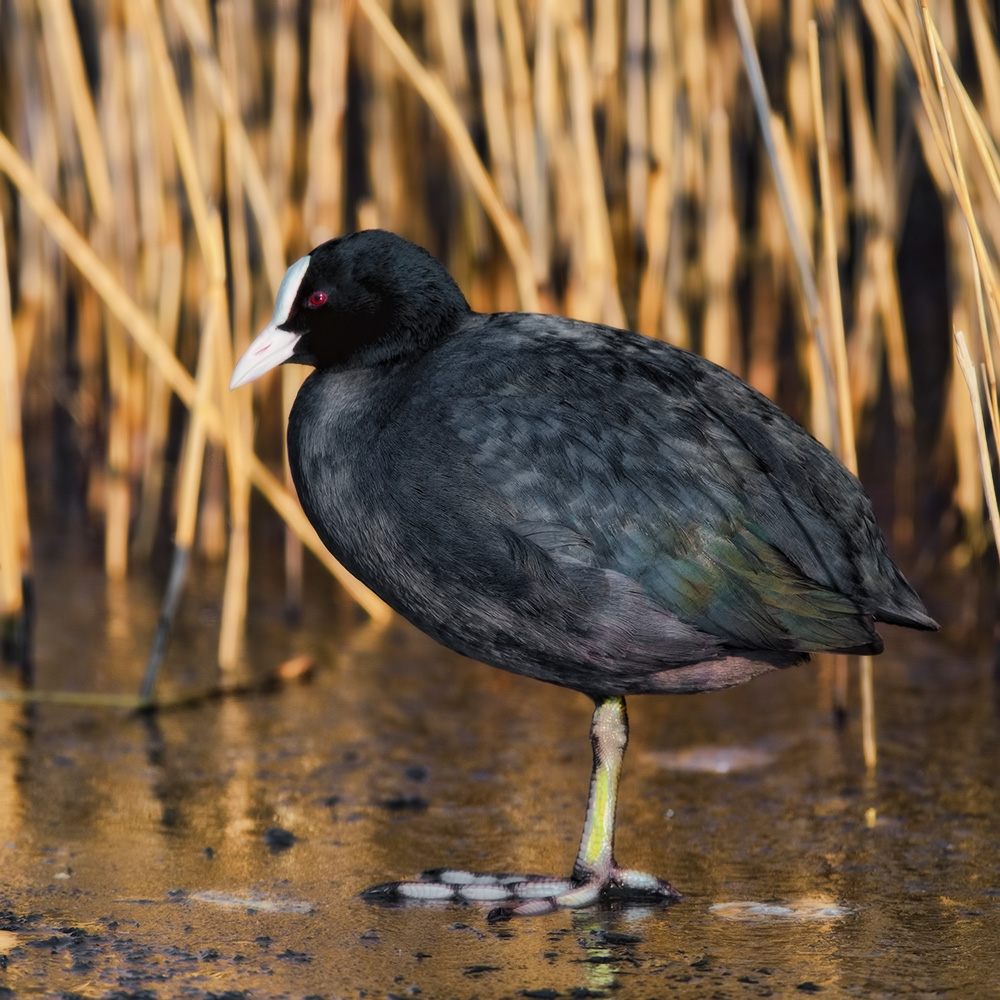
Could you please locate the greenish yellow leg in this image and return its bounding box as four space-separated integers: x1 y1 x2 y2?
574 695 628 880
362 694 679 919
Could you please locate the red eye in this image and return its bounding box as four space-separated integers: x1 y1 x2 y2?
306 290 327 308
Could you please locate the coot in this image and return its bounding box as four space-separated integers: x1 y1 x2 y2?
231 229 937 919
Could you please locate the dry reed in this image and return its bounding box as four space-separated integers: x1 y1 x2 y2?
0 0 994 711
0 223 30 625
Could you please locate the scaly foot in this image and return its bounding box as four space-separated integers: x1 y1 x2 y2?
361 865 681 921
363 697 681 922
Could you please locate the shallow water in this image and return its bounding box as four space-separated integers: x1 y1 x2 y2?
0 524 996 999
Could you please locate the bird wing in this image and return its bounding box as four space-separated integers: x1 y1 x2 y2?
419 315 931 654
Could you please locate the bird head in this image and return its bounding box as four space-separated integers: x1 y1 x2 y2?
230 229 469 388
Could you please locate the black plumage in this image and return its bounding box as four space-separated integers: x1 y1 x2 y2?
231 229 937 918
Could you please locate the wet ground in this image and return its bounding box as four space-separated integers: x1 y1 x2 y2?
0 524 997 999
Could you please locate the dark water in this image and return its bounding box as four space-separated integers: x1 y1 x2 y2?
0 528 996 998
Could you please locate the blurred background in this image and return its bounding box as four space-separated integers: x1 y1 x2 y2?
1 4 999 994
1 0 998 685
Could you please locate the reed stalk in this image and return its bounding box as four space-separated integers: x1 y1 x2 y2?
0 221 29 624
559 0 625 328
169 0 286 295
498 0 546 283
474 0 518 213
0 131 390 624
732 0 839 451
355 0 538 311
5 0 993 712
809 19 876 763
955 331 1000 555
217 1 255 667
140 273 218 699
636 0 674 340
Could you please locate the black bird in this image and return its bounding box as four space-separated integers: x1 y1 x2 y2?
230 229 937 919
